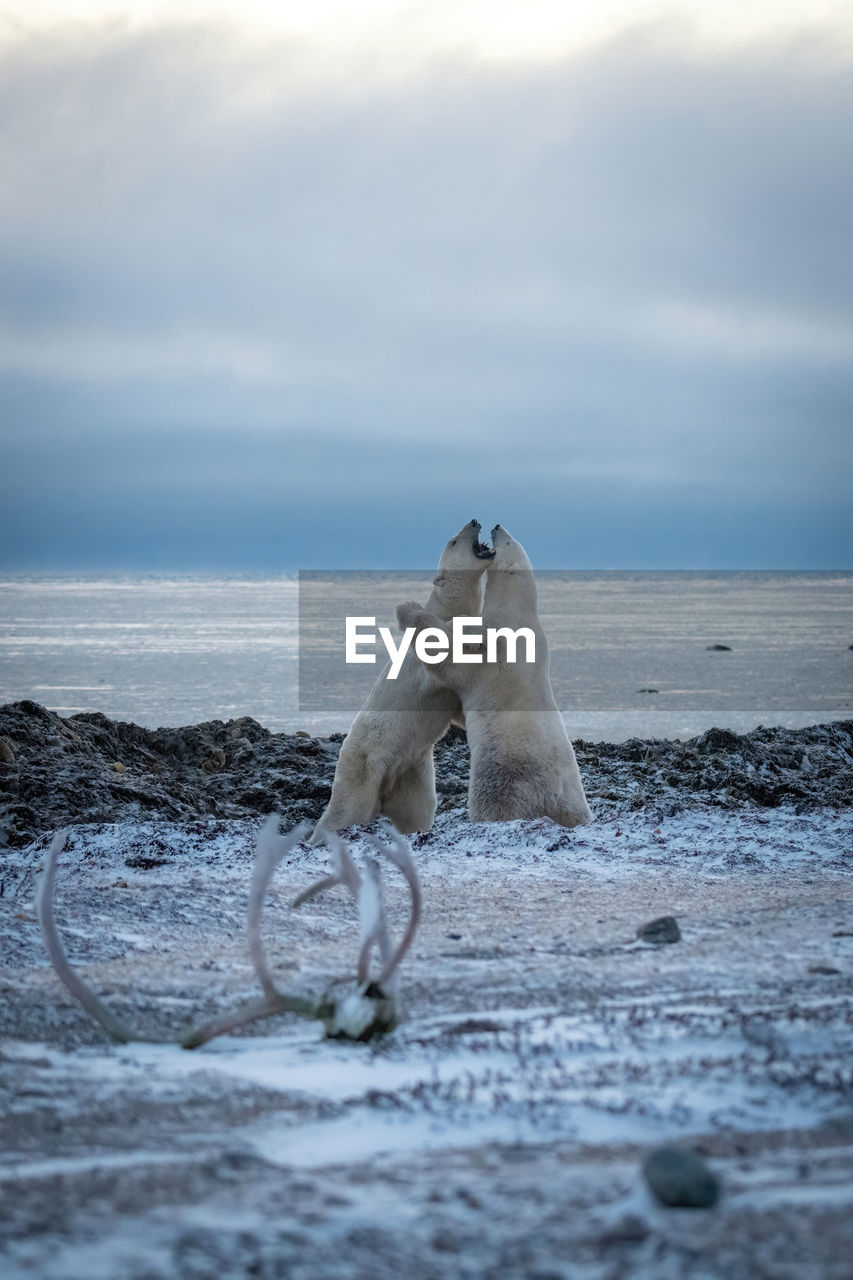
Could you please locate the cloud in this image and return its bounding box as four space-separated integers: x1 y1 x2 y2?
0 18 851 566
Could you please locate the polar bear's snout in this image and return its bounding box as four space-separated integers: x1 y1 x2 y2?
448 518 494 560
471 520 496 560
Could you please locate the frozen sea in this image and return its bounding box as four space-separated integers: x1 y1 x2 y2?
0 570 851 741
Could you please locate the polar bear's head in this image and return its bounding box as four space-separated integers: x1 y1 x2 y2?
489 525 533 572
438 519 495 571
430 519 494 617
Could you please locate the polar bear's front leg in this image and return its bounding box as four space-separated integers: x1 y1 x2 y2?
395 601 457 691
395 600 445 636
310 742 385 843
396 601 482 694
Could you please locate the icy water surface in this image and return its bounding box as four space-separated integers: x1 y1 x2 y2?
0 571 851 740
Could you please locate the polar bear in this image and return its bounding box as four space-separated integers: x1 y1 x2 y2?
310 520 494 842
397 525 592 828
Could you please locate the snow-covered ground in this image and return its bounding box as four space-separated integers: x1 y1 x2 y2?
1 804 852 1278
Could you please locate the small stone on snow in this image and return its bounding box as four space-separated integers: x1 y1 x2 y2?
643 1146 719 1208
637 916 681 944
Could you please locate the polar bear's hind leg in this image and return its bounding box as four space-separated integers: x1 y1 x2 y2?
382 755 436 833
547 793 593 829
468 752 535 821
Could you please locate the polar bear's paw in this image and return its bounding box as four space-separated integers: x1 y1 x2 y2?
396 600 429 631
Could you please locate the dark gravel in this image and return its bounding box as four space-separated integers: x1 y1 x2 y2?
1 700 851 848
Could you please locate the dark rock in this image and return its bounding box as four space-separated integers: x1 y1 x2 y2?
431 1229 463 1253
637 916 681 944
643 1146 719 1208
697 726 742 753
2 700 853 846
706 644 732 651
455 1185 482 1210
574 720 853 814
0 700 341 847
599 1213 650 1246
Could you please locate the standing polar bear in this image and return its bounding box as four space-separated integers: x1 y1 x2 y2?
310 520 494 842
397 525 592 828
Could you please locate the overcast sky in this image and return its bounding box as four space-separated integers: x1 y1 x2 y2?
1 2 851 569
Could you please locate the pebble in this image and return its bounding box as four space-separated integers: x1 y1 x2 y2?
643 1146 719 1208
0 736 15 764
637 915 681 944
599 1213 649 1245
112 761 125 773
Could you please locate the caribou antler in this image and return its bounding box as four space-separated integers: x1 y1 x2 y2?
370 823 422 991
37 817 422 1049
292 823 422 1040
182 817 316 1048
38 830 138 1044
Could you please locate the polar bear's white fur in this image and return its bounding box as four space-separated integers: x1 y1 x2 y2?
397 525 592 828
310 521 493 843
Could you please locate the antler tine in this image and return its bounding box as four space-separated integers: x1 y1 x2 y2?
36 830 137 1045
293 833 394 992
356 857 387 986
184 816 316 1049
325 830 362 898
292 829 361 909
368 826 423 989
371 861 395 976
181 988 316 1050
248 816 313 1001
185 816 316 1049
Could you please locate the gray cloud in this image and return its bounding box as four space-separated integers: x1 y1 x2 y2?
0 20 851 567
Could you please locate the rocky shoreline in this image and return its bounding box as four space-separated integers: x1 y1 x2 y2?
1 700 851 848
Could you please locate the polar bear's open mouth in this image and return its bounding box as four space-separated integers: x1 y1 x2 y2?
472 533 496 560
